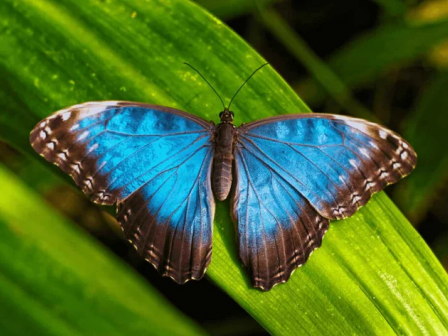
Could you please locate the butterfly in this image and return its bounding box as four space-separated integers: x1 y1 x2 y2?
30 64 417 290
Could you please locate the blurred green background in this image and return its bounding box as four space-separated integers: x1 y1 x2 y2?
1 0 448 335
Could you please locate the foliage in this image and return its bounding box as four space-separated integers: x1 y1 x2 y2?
297 18 448 106
395 71 448 221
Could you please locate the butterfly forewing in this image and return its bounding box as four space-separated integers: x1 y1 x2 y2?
30 101 216 283
233 113 416 290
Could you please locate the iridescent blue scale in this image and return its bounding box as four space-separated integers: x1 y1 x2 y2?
31 97 416 290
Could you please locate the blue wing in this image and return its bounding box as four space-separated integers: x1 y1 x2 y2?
234 114 417 290
30 101 215 283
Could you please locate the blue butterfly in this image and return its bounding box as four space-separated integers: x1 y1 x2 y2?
30 65 416 290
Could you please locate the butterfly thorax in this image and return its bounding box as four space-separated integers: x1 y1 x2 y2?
213 110 236 201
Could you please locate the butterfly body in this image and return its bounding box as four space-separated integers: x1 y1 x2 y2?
213 109 236 201
30 100 416 290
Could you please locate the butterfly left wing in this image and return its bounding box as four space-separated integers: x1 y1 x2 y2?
30 101 216 283
233 113 417 290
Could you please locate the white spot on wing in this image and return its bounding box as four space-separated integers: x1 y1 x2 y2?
61 112 71 121
379 130 388 139
352 195 362 204
345 120 368 133
401 151 408 160
57 152 67 160
39 131 46 139
89 143 99 151
359 148 369 157
71 164 81 174
85 105 107 116
369 141 379 149
99 101 120 106
78 102 118 118
78 131 89 140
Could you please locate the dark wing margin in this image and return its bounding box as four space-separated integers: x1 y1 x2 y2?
30 101 216 283
233 113 416 290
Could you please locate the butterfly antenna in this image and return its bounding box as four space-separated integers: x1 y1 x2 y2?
227 63 269 110
184 62 226 110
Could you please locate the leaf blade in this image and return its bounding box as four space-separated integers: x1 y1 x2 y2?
0 164 206 336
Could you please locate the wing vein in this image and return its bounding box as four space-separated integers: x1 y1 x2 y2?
238 136 331 209
108 135 210 196
238 149 285 281
164 148 213 276
105 129 208 137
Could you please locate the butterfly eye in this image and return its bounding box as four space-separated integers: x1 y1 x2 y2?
219 112 223 118
230 111 235 117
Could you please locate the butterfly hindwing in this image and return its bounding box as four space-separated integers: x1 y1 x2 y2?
233 147 330 290
234 113 416 289
30 101 216 283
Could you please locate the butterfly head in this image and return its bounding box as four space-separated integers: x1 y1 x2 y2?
219 108 234 123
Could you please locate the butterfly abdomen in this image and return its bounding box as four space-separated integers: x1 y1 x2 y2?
213 123 236 201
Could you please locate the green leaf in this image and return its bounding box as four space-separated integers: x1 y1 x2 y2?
0 164 205 335
1 0 448 335
394 70 448 221
194 0 276 20
297 19 448 106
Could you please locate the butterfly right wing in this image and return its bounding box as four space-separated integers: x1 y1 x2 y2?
30 101 216 282
232 113 416 290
